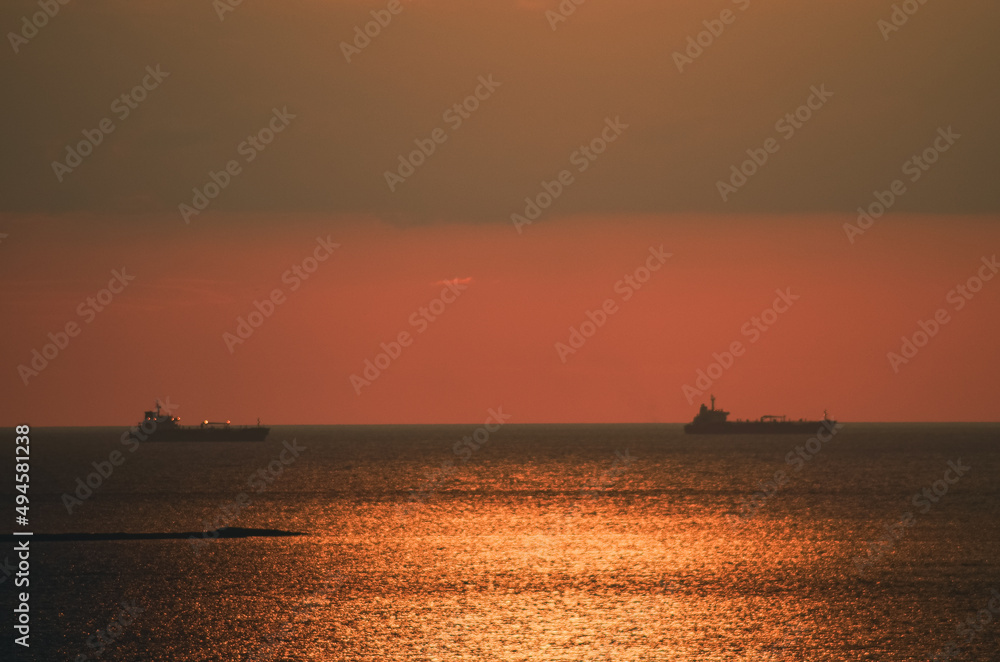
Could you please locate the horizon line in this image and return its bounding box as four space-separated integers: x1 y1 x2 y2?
5 420 1000 429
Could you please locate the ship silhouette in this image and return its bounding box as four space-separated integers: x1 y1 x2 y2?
684 395 835 434
140 402 270 442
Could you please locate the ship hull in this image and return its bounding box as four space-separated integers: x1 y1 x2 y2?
684 420 835 434
145 427 270 442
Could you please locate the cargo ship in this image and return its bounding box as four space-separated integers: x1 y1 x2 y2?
684 395 835 434
139 402 269 442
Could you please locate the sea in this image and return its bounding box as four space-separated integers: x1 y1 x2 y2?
2 423 999 661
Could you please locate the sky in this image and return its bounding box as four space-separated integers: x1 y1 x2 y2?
1 0 998 424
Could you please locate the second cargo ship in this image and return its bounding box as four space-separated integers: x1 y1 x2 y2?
685 395 835 434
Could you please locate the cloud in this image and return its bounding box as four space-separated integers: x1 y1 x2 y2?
2 0 997 218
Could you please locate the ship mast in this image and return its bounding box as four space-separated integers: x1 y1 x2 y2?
710 394 716 411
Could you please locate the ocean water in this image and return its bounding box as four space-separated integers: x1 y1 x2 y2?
2 423 999 661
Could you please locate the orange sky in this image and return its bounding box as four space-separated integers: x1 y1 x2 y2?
1 1 998 424
1 213 997 425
